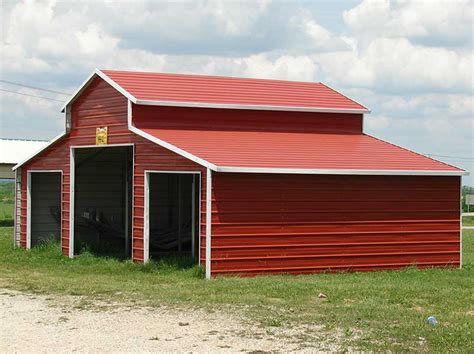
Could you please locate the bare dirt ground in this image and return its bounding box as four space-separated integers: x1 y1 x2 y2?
0 289 343 353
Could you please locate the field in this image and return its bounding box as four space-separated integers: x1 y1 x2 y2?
0 181 14 226
464 216 474 226
0 226 472 352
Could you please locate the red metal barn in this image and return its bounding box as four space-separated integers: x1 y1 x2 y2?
13 70 467 278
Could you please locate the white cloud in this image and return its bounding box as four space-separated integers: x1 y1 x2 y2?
204 0 271 35
315 37 473 93
344 0 473 47
1 1 169 75
364 114 390 131
75 24 120 56
238 54 317 81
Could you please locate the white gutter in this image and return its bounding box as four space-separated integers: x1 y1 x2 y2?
215 166 469 176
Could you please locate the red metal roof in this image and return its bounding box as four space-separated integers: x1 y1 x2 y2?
139 127 464 173
101 69 368 112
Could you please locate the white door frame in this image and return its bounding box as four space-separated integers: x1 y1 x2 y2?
69 144 134 258
144 170 202 263
26 170 63 249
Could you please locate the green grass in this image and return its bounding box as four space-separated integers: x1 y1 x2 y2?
463 216 474 227
0 181 14 225
0 227 473 351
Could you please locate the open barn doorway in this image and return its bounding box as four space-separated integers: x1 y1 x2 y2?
145 172 200 263
72 145 133 258
27 171 62 248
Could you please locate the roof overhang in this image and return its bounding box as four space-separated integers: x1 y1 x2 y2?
135 99 370 114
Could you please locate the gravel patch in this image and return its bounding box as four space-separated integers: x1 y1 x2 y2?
0 289 343 353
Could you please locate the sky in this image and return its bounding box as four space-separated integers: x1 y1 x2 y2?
0 0 473 184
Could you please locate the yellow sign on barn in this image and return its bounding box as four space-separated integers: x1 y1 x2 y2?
96 127 108 145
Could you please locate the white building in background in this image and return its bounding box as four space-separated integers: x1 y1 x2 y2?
0 139 48 179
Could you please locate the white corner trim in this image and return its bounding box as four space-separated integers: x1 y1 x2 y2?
127 100 217 171
13 132 66 171
205 168 212 279
460 177 463 269
214 166 469 176
136 99 370 114
26 172 32 249
143 171 150 263
127 100 133 126
69 148 75 258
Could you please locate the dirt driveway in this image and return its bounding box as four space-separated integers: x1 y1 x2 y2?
0 289 342 353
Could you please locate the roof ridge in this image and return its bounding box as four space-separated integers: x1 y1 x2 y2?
101 69 323 86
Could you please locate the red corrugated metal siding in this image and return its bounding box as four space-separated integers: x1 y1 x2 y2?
102 70 368 111
139 128 462 171
19 77 130 254
210 173 460 276
19 148 70 251
133 105 363 134
17 73 462 278
132 138 207 263
19 78 207 265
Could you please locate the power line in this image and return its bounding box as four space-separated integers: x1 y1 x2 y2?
0 88 66 102
426 153 474 161
0 79 71 96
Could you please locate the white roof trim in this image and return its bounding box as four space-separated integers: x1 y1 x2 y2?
215 166 469 176
12 132 66 170
128 127 217 172
128 100 218 170
61 71 97 112
61 69 137 112
136 99 370 114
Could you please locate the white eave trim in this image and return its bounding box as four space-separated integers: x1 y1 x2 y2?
214 166 469 176
129 125 217 171
136 99 370 114
12 132 66 171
